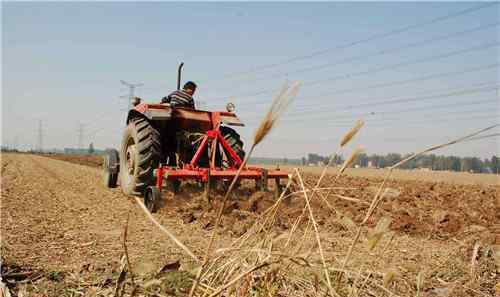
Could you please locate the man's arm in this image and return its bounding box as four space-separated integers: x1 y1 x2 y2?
161 91 176 104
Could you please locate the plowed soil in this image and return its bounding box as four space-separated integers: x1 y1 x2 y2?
2 153 499 296
41 153 500 240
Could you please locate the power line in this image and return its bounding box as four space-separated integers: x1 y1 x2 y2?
243 92 499 127
211 22 499 88
235 63 499 112
132 22 499 97
120 80 144 110
360 108 499 128
286 80 498 113
209 42 499 101
464 133 500 143
109 3 499 101
295 97 498 124
310 63 499 102
208 2 497 81
270 112 499 143
275 83 499 119
349 114 500 138
234 63 498 111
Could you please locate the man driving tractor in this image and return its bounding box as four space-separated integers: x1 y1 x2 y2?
161 81 197 109
160 80 200 165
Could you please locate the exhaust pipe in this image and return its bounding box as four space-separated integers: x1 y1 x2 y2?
177 62 184 90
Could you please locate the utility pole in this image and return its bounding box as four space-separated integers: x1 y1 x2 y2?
120 80 143 110
37 120 43 153
77 123 85 150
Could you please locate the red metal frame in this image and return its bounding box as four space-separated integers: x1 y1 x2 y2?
155 111 288 189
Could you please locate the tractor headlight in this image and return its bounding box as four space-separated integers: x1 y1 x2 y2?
226 102 235 113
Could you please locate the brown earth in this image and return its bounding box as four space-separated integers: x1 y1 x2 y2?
41 153 500 240
41 153 104 168
2 153 499 296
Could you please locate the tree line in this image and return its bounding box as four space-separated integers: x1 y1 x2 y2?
303 153 499 174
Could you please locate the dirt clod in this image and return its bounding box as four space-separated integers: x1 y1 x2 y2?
182 213 196 224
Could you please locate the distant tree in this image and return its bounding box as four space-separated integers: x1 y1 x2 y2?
470 157 483 173
447 156 461 171
88 142 95 155
460 157 472 172
355 153 368 167
371 154 386 168
398 154 412 169
385 153 402 167
490 156 499 174
301 157 306 166
307 153 325 165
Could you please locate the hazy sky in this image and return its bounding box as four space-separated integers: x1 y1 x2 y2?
2 2 499 158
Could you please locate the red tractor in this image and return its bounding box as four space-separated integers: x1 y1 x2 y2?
103 64 288 212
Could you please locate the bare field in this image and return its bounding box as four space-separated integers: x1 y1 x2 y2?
268 165 500 186
43 154 500 185
1 153 499 296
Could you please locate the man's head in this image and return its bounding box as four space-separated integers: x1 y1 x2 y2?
183 81 197 96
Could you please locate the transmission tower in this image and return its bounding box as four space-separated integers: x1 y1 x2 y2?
120 80 144 110
37 120 43 152
77 123 85 150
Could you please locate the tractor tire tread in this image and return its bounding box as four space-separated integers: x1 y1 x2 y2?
220 126 246 162
121 117 162 195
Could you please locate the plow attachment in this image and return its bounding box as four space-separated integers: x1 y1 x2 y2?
149 124 288 210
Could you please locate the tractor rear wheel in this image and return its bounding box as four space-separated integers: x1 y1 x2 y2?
120 117 162 195
220 126 245 162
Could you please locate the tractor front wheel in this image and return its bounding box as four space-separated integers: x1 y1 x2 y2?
103 148 119 188
119 117 162 195
144 186 161 213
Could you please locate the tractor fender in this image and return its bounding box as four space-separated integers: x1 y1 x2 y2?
126 104 172 124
